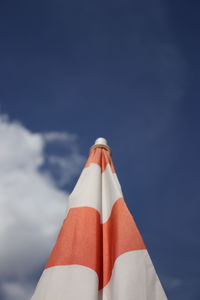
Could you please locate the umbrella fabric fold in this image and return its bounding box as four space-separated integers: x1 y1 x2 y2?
31 145 168 300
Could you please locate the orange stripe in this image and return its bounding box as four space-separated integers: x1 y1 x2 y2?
84 147 116 173
45 198 146 290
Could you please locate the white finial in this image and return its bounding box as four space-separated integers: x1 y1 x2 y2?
94 137 108 146
90 137 111 154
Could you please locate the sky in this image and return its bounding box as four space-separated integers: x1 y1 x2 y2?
0 0 200 299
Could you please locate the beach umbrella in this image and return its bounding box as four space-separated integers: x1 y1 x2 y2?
31 137 167 300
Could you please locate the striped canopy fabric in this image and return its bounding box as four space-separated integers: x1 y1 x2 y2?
31 145 168 300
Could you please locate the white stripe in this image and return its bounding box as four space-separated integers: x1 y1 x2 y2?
31 265 99 300
68 163 123 223
31 250 167 300
99 250 167 300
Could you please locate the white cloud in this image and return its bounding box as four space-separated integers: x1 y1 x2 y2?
43 132 77 143
162 276 183 290
1 280 34 300
47 154 84 186
0 114 85 299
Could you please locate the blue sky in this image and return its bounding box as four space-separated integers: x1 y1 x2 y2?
0 0 200 299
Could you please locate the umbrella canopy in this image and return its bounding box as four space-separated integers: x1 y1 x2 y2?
31 137 168 300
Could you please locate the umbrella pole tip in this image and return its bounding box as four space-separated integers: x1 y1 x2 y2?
94 137 108 146
90 137 111 154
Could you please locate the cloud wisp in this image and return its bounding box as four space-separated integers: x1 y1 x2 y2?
0 114 85 300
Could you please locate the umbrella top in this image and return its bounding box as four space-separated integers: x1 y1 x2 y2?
94 137 108 145
89 137 111 155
